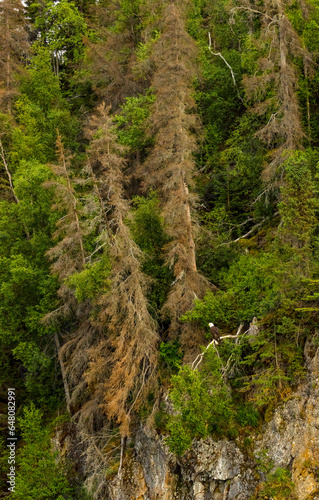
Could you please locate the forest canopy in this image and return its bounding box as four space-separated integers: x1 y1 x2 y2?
1 0 319 496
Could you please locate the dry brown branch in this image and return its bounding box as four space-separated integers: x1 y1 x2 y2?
0 0 29 112
237 0 312 180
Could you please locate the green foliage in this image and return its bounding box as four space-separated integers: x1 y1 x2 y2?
11 49 79 164
257 468 296 499
136 30 160 61
159 340 183 371
129 192 173 311
165 348 234 455
13 404 72 499
2 0 319 491
115 90 155 153
34 0 88 68
236 404 260 427
255 449 275 474
67 254 111 302
268 152 319 291
183 250 280 328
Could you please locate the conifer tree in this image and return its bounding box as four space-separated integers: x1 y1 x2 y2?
46 133 86 284
0 0 29 112
82 0 148 109
237 0 312 180
276 152 317 277
142 2 209 352
84 103 158 435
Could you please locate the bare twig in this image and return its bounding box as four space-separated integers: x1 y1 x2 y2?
209 33 237 87
0 137 19 203
229 6 273 21
231 220 266 242
192 324 244 371
192 339 219 370
221 323 244 340
219 212 279 246
208 33 244 103
118 436 126 477
54 332 71 414
85 242 108 262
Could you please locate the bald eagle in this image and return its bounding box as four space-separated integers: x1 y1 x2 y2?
209 323 221 344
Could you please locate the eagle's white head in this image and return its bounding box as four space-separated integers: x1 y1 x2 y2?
209 323 214 327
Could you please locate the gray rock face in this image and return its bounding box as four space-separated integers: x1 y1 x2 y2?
62 338 319 499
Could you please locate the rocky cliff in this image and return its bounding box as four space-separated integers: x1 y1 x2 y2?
59 338 319 500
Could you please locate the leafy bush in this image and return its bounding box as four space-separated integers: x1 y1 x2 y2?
13 403 89 499
159 340 183 371
165 348 234 455
257 468 296 499
236 403 260 427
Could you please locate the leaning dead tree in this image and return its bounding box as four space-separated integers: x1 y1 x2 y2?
142 1 209 354
84 104 159 437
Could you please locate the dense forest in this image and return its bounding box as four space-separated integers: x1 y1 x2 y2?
1 0 319 497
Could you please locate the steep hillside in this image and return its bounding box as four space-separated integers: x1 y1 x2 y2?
1 0 319 498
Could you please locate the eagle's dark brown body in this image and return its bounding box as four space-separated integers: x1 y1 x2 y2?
210 325 221 344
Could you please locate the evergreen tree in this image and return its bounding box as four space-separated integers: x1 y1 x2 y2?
238 0 312 180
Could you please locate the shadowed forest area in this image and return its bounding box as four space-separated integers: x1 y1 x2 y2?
1 0 319 497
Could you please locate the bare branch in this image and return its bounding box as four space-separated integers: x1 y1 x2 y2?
54 332 71 414
208 33 244 103
220 323 244 340
85 242 108 262
231 220 266 242
229 6 273 21
208 34 237 87
0 138 19 203
192 324 244 371
191 338 219 370
118 436 126 477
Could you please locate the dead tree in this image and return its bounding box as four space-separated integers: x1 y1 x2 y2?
141 2 210 355
84 104 159 436
0 0 29 112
